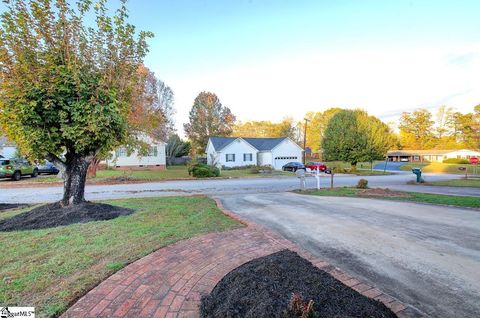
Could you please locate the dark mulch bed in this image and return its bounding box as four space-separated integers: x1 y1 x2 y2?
0 202 134 231
201 250 397 318
0 203 29 212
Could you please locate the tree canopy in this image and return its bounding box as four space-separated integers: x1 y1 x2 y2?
232 117 300 143
322 109 395 166
184 91 235 154
0 0 152 205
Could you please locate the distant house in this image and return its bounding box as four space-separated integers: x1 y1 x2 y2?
206 137 303 170
105 135 166 170
0 137 17 158
387 149 480 163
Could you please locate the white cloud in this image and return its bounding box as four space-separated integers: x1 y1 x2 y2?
167 45 480 136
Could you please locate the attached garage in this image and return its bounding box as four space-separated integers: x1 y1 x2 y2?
206 137 304 170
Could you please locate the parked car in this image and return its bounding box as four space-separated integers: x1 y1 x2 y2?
37 161 60 175
0 158 38 181
282 162 305 172
305 162 328 172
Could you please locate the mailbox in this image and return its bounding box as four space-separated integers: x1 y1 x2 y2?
412 168 422 183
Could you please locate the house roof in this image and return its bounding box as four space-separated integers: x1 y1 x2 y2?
209 136 290 151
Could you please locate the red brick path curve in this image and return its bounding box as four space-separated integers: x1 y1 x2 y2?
62 198 407 318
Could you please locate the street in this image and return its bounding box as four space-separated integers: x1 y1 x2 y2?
220 192 480 318
0 172 475 203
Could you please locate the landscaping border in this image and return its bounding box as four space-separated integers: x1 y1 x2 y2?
60 195 412 318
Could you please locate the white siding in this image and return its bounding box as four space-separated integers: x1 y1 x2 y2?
271 139 303 170
444 149 480 160
206 140 215 165
215 139 258 168
257 152 273 167
108 137 166 168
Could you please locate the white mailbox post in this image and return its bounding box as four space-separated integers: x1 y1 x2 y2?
314 167 321 189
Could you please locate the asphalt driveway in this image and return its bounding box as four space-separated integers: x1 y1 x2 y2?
219 193 480 317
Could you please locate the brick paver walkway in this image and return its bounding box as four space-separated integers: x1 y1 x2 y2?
62 198 408 318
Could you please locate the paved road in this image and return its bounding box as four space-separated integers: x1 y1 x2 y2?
219 193 480 318
0 173 474 203
374 161 407 171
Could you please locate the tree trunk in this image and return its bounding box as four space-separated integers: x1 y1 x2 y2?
47 153 91 207
61 156 90 206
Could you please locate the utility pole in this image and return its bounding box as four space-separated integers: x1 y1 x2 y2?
303 118 310 164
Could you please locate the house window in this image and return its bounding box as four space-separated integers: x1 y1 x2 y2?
413 155 420 161
275 156 298 160
243 153 253 161
226 154 235 162
148 146 158 157
116 148 127 157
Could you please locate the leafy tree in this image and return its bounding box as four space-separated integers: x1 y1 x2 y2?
0 0 152 206
130 65 175 142
232 117 301 144
87 65 175 177
184 92 235 154
303 107 342 152
398 109 436 149
453 105 480 150
165 134 191 166
322 110 394 167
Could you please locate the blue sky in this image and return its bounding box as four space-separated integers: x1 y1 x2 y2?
7 0 480 132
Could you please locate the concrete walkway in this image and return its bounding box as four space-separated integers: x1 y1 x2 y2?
61 200 408 318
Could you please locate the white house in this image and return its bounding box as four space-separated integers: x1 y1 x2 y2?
106 135 166 169
206 136 303 170
387 149 480 163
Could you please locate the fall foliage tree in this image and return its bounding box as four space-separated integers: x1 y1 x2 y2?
88 65 174 177
184 92 236 154
322 110 395 167
233 117 300 143
398 109 436 149
0 0 152 206
303 107 342 152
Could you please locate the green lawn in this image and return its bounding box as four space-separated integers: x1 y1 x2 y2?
323 161 391 176
0 196 241 318
428 178 480 188
27 166 291 184
301 187 480 209
399 162 480 175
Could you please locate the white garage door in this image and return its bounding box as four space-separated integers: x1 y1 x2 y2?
274 156 300 170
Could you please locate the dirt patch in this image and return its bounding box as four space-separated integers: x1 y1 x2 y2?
0 202 134 231
358 188 412 198
0 203 30 212
200 250 396 318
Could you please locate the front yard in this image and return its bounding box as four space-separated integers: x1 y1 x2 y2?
427 178 480 188
16 165 291 185
0 196 241 318
300 187 480 209
399 162 480 175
